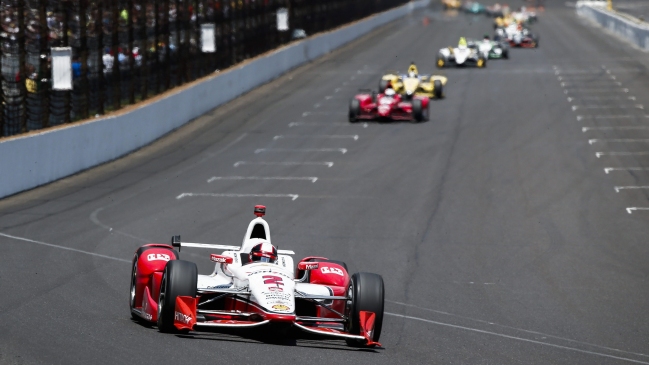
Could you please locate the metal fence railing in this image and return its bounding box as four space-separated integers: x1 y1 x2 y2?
0 0 409 137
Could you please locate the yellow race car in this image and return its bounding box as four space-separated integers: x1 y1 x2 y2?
379 63 447 99
442 0 462 10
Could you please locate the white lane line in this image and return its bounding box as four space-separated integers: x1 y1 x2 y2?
176 193 299 201
575 96 636 100
577 115 648 121
255 148 347 154
0 232 130 263
582 126 649 132
573 105 643 111
385 313 649 364
627 207 649 214
89 208 150 243
559 80 621 86
605 167 649 174
387 300 649 359
208 176 318 183
302 111 346 117
234 161 334 167
563 88 629 93
334 88 342 93
274 135 358 140
313 103 321 108
589 139 649 144
289 122 368 128
596 151 649 158
615 186 649 192
324 96 333 100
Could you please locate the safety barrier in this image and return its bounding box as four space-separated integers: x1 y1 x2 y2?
0 0 429 198
576 1 649 51
0 0 411 137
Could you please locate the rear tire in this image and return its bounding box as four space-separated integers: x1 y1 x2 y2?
349 99 360 123
130 246 178 321
378 79 389 92
345 272 385 346
433 80 443 99
157 260 197 333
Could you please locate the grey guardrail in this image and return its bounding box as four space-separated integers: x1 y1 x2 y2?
577 2 649 51
0 0 429 199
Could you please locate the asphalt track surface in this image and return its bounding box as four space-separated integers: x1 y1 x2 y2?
2 1 649 364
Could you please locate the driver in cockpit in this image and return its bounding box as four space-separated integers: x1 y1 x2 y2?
458 37 468 49
407 62 419 78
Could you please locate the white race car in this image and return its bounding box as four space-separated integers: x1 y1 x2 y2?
437 37 487 68
129 205 385 347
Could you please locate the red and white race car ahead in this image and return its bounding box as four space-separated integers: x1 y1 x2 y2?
349 89 429 123
129 205 385 347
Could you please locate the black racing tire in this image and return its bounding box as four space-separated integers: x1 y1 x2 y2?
477 56 487 68
349 98 360 123
412 99 424 122
378 79 389 92
157 260 197 333
433 80 443 99
129 259 140 320
503 49 509 59
345 272 385 346
130 246 178 321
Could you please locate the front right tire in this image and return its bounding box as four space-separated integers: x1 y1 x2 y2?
157 260 197 333
349 99 360 123
345 272 385 346
433 80 443 99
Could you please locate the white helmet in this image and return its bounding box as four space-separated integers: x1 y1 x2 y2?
384 88 396 97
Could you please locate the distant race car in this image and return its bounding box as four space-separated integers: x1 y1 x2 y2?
349 88 429 123
496 24 539 48
437 37 487 68
129 205 385 347
468 37 509 59
462 1 486 14
379 63 447 99
442 0 462 10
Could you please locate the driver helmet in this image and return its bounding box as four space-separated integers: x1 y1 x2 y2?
407 62 418 77
384 88 396 97
483 34 490 41
458 37 468 49
248 240 278 264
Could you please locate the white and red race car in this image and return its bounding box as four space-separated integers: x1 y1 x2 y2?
129 205 385 347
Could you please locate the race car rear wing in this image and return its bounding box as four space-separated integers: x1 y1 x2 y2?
171 235 295 254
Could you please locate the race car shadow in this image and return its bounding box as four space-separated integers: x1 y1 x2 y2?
359 119 430 125
130 318 381 352
175 329 382 352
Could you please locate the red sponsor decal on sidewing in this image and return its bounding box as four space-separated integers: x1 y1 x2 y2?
174 296 197 330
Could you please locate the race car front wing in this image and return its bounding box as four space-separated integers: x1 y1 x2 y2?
173 296 381 347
